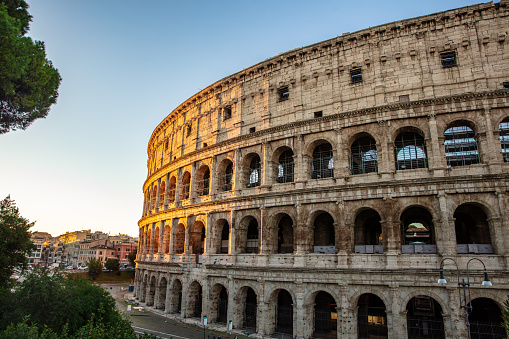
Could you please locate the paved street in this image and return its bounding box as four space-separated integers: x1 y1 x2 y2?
105 284 242 339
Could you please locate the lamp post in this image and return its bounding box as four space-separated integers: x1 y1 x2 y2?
438 257 492 339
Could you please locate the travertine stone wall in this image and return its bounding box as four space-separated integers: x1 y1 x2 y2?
136 2 509 338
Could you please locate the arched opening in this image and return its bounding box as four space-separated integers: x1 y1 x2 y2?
220 221 229 254
406 295 445 339
275 290 293 336
196 166 210 196
174 224 185 254
454 204 493 254
469 298 505 339
151 188 157 209
245 218 259 254
146 228 152 253
210 284 228 324
395 131 428 170
141 274 148 302
181 171 191 200
313 291 337 339
153 227 160 253
247 155 261 188
351 135 378 175
277 214 294 253
168 176 176 202
354 209 383 254
357 293 388 338
191 221 205 255
313 212 335 254
163 225 171 254
277 149 294 183
220 161 234 191
188 281 203 318
444 124 480 167
169 279 182 314
244 287 257 332
499 118 509 162
159 182 165 207
156 277 167 310
401 207 436 254
312 143 334 179
147 276 156 306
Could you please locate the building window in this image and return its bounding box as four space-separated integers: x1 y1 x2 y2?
223 106 232 121
441 51 456 68
249 127 256 133
395 131 428 170
168 176 176 202
351 136 378 175
351 68 363 84
247 155 261 188
444 125 480 167
186 124 192 137
312 143 334 179
277 87 289 102
314 111 323 118
221 161 233 191
500 118 509 162
277 149 294 183
504 82 509 89
181 172 191 200
196 167 210 196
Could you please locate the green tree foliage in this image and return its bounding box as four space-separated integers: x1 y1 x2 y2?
127 247 137 268
0 268 125 335
0 0 61 134
104 258 119 273
0 195 35 288
503 297 509 334
86 258 102 280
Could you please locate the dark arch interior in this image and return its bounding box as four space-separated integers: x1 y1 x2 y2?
314 291 337 339
406 295 445 339
278 215 293 253
276 290 293 335
357 294 388 339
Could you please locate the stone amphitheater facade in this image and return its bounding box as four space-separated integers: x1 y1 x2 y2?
134 1 509 338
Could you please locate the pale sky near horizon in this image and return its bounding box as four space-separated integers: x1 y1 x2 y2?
0 0 484 237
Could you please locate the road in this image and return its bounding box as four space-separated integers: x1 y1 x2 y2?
105 284 241 339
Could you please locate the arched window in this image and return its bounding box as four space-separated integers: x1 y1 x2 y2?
246 219 259 253
351 136 378 175
406 296 445 339
354 209 383 254
499 118 509 162
314 292 337 339
313 212 335 253
277 149 294 183
221 162 233 191
247 155 261 188
444 125 480 167
454 204 493 254
395 131 428 170
158 182 165 207
400 207 436 254
277 215 293 253
357 294 388 339
181 172 191 200
312 143 333 179
196 167 210 196
168 176 176 202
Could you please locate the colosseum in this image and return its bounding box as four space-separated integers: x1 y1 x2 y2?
134 1 509 338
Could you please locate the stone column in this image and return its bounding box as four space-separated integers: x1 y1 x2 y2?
190 161 197 201
233 148 242 195
261 142 272 188
482 107 498 164
438 191 457 255
335 128 349 179
175 168 182 204
155 178 161 212
150 223 156 255
164 173 170 209
295 134 306 187
158 220 165 255
210 155 218 198
495 190 509 268
427 113 446 172
389 286 404 339
294 284 306 338
164 280 171 313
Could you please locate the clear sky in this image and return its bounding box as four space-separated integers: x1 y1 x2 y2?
0 0 484 237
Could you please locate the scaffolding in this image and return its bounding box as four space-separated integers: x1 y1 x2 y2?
444 126 480 167
311 144 334 179
395 132 428 170
350 137 378 175
500 120 509 162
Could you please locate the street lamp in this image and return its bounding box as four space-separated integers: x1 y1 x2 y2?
438 257 493 339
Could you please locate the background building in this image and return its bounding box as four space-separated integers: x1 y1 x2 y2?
135 2 509 338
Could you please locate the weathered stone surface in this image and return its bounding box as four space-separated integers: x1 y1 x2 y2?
136 2 509 338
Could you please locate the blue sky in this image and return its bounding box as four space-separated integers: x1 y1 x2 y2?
0 0 483 237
